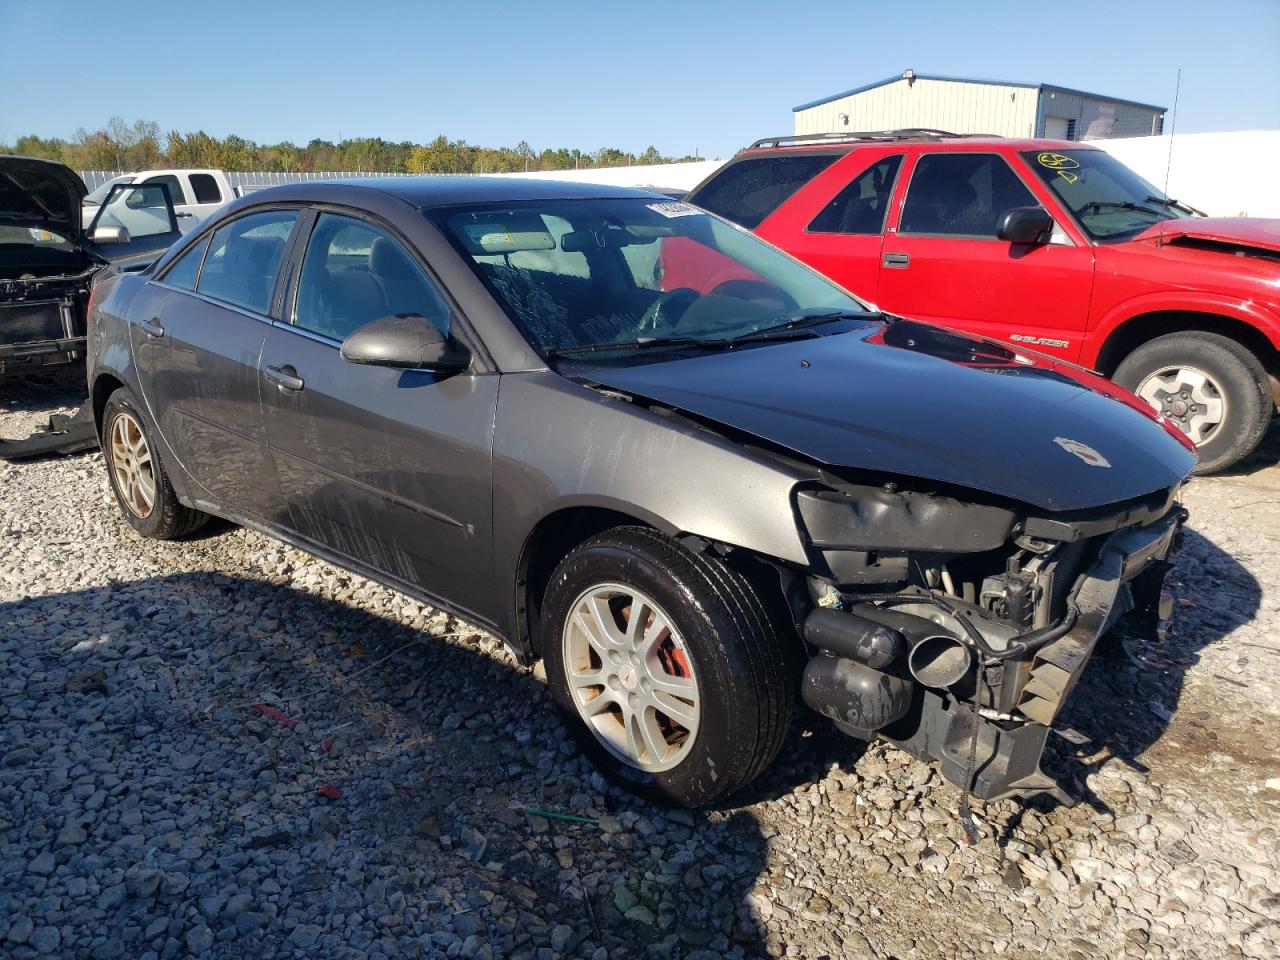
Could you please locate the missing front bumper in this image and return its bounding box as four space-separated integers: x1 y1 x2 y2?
811 510 1183 804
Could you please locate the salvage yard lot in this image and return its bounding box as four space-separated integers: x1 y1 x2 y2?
3 368 1279 960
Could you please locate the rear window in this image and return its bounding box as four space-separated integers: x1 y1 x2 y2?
689 154 839 228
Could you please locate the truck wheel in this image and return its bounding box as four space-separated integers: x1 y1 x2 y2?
1113 332 1273 474
540 527 796 807
102 387 208 539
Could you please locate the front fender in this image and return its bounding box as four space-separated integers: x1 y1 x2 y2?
492 371 820 638
1088 290 1280 367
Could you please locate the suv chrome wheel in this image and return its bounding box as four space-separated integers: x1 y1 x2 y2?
561 583 700 773
1135 365 1225 446
109 410 156 518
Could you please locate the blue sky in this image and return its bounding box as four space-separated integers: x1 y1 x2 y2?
2 0 1277 158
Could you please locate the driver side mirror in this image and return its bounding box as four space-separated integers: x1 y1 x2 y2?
90 224 131 244
996 206 1054 245
340 314 470 372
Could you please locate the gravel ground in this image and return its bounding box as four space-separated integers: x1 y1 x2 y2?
3 366 1280 960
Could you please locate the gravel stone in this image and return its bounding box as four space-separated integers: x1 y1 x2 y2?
27 852 56 876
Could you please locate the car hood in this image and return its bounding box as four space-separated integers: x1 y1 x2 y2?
585 320 1196 512
1134 217 1280 254
0 155 87 243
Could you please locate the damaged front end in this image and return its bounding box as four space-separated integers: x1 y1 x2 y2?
793 479 1185 811
0 267 95 372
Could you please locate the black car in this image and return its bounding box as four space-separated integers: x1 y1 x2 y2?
1 155 180 374
87 177 1195 814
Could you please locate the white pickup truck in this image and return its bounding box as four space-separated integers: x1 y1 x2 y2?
82 169 236 234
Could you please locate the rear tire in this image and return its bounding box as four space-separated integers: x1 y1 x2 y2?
540 527 797 807
102 387 208 540
1113 331 1273 474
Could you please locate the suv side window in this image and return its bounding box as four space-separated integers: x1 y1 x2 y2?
196 210 298 315
189 173 222 204
142 174 187 206
294 213 451 342
808 155 903 234
899 153 1037 238
691 154 839 229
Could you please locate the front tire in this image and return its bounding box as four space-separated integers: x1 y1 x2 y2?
540 527 797 807
1113 331 1273 474
102 387 208 540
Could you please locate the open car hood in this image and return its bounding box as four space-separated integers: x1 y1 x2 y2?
0 155 87 244
585 320 1196 513
1134 217 1280 253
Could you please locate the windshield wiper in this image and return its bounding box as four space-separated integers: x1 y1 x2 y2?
720 309 878 344
1079 200 1167 218
545 336 722 358
545 310 876 358
1144 194 1206 217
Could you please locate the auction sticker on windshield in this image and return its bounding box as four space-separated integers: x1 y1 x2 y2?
647 201 701 218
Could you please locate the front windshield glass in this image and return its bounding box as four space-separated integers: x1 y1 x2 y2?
84 175 135 206
429 198 866 359
1021 149 1195 242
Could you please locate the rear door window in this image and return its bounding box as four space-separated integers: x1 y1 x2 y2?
196 210 298 315
293 213 451 341
189 173 222 204
162 236 210 290
808 155 903 234
690 154 839 228
899 153 1037 238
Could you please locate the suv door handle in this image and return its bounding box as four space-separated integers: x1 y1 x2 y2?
883 253 910 268
139 318 165 338
264 364 305 392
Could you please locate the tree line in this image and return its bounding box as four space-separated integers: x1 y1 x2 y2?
3 118 702 173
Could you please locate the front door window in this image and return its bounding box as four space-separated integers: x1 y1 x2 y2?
899 153 1038 238
293 213 451 341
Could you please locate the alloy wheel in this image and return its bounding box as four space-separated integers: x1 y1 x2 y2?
109 411 156 518
1135 365 1226 446
561 583 700 773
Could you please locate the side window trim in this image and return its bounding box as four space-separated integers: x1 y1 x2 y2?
897 151 1041 241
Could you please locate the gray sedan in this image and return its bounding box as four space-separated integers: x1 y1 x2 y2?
87 177 1192 813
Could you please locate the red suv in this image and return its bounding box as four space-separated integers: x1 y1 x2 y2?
683 131 1280 472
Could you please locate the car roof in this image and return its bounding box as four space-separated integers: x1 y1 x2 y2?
239 175 667 209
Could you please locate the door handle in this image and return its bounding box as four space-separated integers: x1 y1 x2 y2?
883 253 910 269
139 318 165 338
175 211 194 218
264 364 305 392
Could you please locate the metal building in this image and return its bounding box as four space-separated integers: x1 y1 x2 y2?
793 70 1166 141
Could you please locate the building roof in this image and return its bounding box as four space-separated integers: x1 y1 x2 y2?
793 72 1167 114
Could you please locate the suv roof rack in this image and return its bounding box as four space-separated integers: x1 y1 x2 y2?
747 129 1001 149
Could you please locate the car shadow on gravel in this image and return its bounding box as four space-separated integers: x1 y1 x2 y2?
1029 525 1261 822
0 364 87 424
3 570 778 958
1221 418 1280 477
